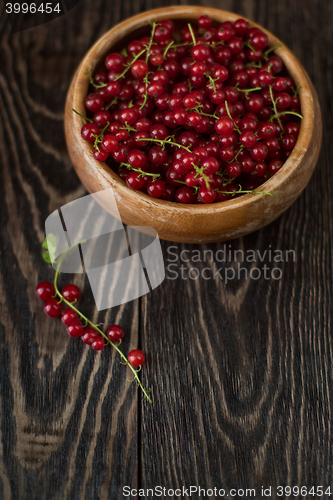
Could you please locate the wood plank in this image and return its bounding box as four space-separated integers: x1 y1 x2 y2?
140 0 333 494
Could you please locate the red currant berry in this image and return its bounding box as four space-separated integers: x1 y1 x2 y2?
215 117 234 136
107 325 125 343
93 149 108 162
84 93 104 112
43 299 62 318
81 327 99 345
128 149 146 169
67 320 84 338
61 284 81 303
105 53 124 71
81 123 100 142
61 308 79 326
128 349 145 367
250 143 268 161
126 171 145 190
147 179 166 198
175 186 195 204
239 131 257 148
102 134 119 153
198 15 212 29
131 60 148 79
226 162 242 178
92 337 105 351
281 134 296 150
36 281 55 301
269 159 283 174
198 186 216 203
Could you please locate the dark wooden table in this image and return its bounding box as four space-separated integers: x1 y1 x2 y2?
0 0 331 498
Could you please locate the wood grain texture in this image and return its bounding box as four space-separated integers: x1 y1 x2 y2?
0 0 332 499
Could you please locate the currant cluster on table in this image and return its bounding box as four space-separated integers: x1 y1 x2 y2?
78 15 301 204
35 281 145 368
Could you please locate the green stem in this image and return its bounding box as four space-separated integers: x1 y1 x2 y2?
92 121 110 151
53 244 152 403
136 137 192 152
84 70 107 88
72 108 93 123
280 110 303 120
268 85 283 130
224 101 241 134
263 42 283 60
163 40 174 58
115 49 147 81
145 23 157 63
188 23 196 46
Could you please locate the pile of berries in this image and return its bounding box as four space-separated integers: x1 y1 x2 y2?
77 16 302 204
36 280 145 368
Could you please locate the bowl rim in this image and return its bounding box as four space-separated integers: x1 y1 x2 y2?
66 5 315 216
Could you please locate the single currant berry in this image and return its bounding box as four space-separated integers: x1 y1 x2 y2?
81 123 100 142
198 15 212 29
215 116 234 136
43 298 62 318
251 31 268 50
107 324 125 343
281 134 296 150
81 327 99 345
61 308 79 326
84 93 104 113
92 337 105 351
239 131 257 148
102 134 119 153
93 110 112 127
226 162 242 178
276 92 292 110
175 186 195 204
61 284 81 303
284 122 300 138
269 159 283 174
126 171 145 190
131 60 148 79
105 52 124 71
250 143 268 161
147 179 166 198
128 149 146 169
36 281 55 301
128 349 145 368
67 320 84 338
93 149 108 162
257 122 277 139
198 186 217 204
191 43 211 62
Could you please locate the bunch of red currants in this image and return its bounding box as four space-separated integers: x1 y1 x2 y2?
35 281 145 368
77 15 302 204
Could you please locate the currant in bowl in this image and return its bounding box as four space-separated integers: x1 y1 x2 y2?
64 6 322 243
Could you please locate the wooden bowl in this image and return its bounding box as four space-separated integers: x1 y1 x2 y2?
64 6 322 244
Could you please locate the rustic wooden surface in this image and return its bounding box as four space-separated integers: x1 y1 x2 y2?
0 0 331 499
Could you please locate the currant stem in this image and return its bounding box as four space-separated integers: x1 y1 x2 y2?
224 101 241 134
115 49 147 81
53 243 152 403
72 108 93 123
136 137 192 152
84 70 107 88
163 40 174 58
263 42 283 59
280 110 304 119
145 23 157 63
120 162 161 180
268 85 283 129
188 23 197 46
